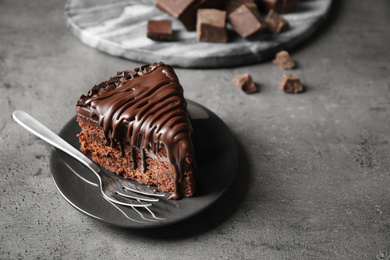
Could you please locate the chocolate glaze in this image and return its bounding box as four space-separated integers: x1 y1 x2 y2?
76 62 194 199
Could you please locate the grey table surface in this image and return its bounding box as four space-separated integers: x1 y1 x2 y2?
1 0 390 259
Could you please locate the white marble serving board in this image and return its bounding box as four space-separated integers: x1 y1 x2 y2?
65 0 333 68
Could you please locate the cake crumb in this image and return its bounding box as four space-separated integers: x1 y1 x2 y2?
233 73 258 94
279 73 303 93
273 50 295 69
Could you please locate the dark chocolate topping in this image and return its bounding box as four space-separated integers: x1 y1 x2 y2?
76 62 194 199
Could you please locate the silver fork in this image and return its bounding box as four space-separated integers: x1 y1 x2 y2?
12 110 165 208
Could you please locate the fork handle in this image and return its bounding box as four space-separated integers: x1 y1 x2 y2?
12 110 100 173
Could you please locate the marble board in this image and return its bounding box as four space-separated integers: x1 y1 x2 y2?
65 0 333 68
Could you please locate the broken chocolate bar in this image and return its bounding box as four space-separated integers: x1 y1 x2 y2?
228 3 266 38
273 50 295 69
147 20 172 41
279 73 303 93
233 73 258 93
266 9 289 34
197 9 227 43
156 0 198 31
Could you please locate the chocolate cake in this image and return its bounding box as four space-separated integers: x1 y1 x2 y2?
75 62 195 199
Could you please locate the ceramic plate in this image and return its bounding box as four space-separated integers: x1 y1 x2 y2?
50 100 238 228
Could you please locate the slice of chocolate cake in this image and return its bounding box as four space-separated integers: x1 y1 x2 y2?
75 62 195 199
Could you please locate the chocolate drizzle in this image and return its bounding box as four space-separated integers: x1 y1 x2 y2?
76 62 194 199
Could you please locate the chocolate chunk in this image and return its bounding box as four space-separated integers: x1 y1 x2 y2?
156 0 198 31
223 0 259 14
273 50 295 69
233 73 258 93
266 9 288 34
259 0 297 14
228 3 266 38
147 20 172 41
197 0 224 9
279 73 303 93
224 1 243 14
197 9 227 43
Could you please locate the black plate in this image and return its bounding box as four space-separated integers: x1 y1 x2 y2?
50 100 238 228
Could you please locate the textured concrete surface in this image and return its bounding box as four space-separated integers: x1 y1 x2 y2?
1 0 390 259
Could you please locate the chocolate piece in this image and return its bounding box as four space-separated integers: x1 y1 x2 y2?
266 9 289 34
76 62 195 199
156 0 198 31
147 20 172 41
197 0 224 9
224 1 243 14
259 0 297 14
197 9 227 43
223 0 259 14
228 3 266 38
273 50 295 69
279 73 303 93
233 73 258 93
